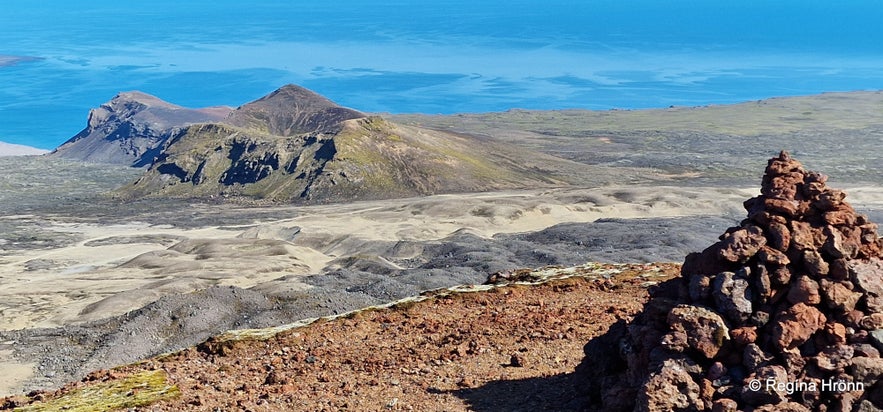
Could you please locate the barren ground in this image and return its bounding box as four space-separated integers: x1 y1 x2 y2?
2 262 679 411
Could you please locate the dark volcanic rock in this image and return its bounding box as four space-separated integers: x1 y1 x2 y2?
51 91 231 166
578 151 883 411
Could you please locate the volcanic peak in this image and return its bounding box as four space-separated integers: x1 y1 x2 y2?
224 84 365 136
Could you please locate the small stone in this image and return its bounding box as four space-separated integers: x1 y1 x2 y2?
264 371 285 385
713 271 753 324
757 246 790 266
824 225 859 259
848 356 883 385
819 279 860 314
829 258 850 280
850 259 883 313
770 266 792 286
816 189 847 210
790 220 819 251
763 197 800 217
815 344 853 372
660 331 689 353
781 350 807 379
871 329 883 353
860 314 883 330
767 222 791 252
743 343 772 371
750 311 770 328
802 249 829 278
852 343 880 358
823 208 856 226
667 304 730 359
708 362 727 381
752 264 772 304
717 225 767 263
636 359 705 412
711 398 738 412
731 327 757 345
772 303 827 351
508 353 524 367
860 222 881 244
688 273 713 303
787 275 821 305
741 365 788 406
823 322 849 345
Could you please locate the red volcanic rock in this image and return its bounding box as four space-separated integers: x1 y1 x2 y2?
580 151 883 411
772 303 826 351
757 246 790 266
718 225 767 263
731 326 757 345
636 359 705 412
786 275 821 306
851 259 883 313
819 279 861 313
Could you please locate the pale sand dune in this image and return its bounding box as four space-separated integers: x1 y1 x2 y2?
0 185 762 332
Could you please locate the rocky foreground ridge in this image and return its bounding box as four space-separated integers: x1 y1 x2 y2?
580 152 883 411
0 263 679 411
52 85 575 203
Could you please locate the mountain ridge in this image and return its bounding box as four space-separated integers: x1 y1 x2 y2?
50 91 232 166
49 84 574 203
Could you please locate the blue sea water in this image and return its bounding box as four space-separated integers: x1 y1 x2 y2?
2 0 883 149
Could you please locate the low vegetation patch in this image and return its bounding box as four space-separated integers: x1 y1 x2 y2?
10 370 179 412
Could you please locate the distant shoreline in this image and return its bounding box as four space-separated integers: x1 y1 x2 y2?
0 141 49 156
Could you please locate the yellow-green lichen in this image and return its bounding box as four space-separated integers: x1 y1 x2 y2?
14 370 180 412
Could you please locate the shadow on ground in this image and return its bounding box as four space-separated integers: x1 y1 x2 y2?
446 371 591 412
447 315 641 411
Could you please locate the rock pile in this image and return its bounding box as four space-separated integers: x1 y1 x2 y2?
579 152 883 411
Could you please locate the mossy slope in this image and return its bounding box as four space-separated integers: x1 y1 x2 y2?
116 115 573 203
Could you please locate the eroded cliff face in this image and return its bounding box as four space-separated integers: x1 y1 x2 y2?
119 122 339 201
50 91 231 166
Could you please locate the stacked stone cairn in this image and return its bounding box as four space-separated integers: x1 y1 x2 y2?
581 152 883 411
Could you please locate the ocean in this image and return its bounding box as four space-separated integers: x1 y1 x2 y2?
2 0 883 149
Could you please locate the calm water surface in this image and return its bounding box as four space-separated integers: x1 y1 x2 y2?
2 0 883 148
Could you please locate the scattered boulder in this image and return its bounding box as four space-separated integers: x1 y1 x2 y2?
579 151 883 411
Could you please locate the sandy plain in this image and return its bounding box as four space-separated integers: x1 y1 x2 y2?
0 185 759 332
0 182 765 396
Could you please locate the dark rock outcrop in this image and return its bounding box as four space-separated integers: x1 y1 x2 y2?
579 152 883 411
50 91 231 166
